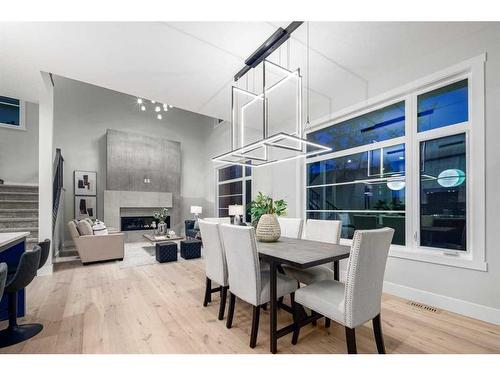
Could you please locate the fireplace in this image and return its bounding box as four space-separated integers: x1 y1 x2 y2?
121 216 171 231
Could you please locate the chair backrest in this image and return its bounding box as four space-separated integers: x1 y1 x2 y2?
198 220 228 286
219 224 261 306
302 219 341 244
5 245 41 293
277 217 303 239
343 227 394 328
38 239 51 270
204 217 231 224
0 263 7 299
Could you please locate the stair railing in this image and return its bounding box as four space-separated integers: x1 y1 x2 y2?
52 148 64 229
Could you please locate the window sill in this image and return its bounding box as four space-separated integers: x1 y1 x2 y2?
0 122 26 131
339 238 487 272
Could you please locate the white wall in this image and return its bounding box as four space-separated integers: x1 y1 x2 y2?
53 76 215 242
364 26 500 314
0 102 39 184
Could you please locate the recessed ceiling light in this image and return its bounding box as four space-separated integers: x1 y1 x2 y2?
137 98 143 104
141 105 146 111
157 114 162 120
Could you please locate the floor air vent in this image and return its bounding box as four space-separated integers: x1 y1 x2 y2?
408 301 440 313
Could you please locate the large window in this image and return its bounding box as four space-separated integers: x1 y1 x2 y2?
0 96 24 130
217 165 252 222
305 55 486 270
307 104 407 245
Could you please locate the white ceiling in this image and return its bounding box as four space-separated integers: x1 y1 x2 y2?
0 22 495 122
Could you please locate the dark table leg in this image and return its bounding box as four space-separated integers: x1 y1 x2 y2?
269 260 278 354
333 260 339 281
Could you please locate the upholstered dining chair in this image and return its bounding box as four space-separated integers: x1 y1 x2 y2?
0 263 7 301
219 224 298 348
198 220 229 320
277 217 303 239
293 227 395 354
283 219 342 285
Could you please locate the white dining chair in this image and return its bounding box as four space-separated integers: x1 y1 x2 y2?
283 219 342 285
219 224 298 348
277 217 303 239
203 217 231 224
293 227 394 354
198 220 229 320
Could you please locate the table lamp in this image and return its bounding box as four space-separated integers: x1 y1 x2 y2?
190 205 202 219
228 205 244 225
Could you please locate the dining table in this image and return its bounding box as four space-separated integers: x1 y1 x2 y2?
257 237 351 354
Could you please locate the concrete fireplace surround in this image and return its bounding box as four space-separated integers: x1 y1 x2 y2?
104 190 173 230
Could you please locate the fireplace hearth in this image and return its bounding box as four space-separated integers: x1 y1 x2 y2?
121 216 171 231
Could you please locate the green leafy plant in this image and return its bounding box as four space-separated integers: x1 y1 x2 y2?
250 192 287 226
153 207 169 223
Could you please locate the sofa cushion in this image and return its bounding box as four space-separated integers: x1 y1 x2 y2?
67 221 80 239
77 220 93 236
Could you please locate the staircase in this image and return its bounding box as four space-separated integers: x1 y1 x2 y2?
0 184 39 249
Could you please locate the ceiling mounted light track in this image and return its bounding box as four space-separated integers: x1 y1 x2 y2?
213 22 331 168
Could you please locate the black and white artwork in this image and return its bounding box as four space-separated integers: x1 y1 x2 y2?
74 170 97 196
75 196 97 220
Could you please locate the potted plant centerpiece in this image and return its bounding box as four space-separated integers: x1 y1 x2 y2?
250 192 287 242
153 207 169 236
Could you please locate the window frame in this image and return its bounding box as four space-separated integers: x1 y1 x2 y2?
216 165 252 222
0 97 26 131
304 54 486 271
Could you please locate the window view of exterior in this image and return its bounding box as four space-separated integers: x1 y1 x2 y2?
418 79 468 132
307 101 405 154
420 133 466 250
0 96 20 127
217 165 252 222
307 78 470 250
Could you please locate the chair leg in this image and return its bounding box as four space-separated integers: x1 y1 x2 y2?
218 286 228 320
311 310 317 326
226 293 236 329
249 305 261 348
345 327 357 354
372 314 386 354
262 303 267 311
203 277 211 307
291 293 301 345
325 318 331 328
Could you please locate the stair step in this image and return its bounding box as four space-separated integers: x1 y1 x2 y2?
0 209 38 218
0 192 39 201
0 218 38 229
0 227 38 233
0 200 38 209
0 184 39 193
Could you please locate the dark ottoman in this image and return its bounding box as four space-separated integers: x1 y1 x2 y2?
180 239 202 260
155 242 178 263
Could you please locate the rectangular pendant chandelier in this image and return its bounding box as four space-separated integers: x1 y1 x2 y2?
212 59 331 168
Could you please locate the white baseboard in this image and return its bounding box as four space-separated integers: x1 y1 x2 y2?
383 281 500 326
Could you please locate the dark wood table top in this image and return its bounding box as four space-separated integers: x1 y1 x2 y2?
257 237 351 269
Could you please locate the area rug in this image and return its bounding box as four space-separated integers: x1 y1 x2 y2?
119 242 158 269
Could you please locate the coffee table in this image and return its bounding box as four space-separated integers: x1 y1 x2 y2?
143 233 184 243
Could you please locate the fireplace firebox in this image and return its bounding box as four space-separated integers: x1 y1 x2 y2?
121 216 170 231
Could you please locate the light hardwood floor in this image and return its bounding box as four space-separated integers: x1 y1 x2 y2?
1 255 500 354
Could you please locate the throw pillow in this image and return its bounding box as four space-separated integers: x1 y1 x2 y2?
77 220 93 236
92 221 108 236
